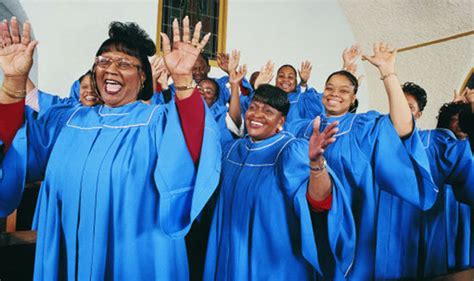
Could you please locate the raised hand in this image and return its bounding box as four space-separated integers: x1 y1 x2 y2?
0 18 37 77
228 50 247 84
309 116 338 162
342 44 361 68
217 52 229 74
160 16 210 86
150 55 169 89
298 60 312 86
254 60 274 90
362 42 397 76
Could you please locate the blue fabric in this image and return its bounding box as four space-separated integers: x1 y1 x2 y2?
374 129 473 279
0 100 221 280
68 79 80 100
203 132 356 280
37 90 80 117
283 87 325 124
209 102 233 145
287 112 438 280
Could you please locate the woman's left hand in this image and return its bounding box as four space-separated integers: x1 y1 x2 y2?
160 16 210 85
309 116 338 162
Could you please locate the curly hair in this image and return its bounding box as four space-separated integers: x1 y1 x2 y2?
402 82 427 112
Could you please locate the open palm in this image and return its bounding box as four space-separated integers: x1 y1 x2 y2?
0 19 37 77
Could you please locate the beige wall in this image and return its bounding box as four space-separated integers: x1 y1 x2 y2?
338 0 474 129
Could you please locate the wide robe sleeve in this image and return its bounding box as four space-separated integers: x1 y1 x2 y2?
0 104 75 216
154 100 221 238
366 113 438 210
428 129 474 206
276 139 355 278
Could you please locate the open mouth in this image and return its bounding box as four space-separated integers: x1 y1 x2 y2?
104 79 122 95
248 120 263 128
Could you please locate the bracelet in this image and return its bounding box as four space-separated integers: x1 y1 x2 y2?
380 72 396 80
309 158 326 172
174 80 196 91
1 84 27 99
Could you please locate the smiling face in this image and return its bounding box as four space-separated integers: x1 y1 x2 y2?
275 66 297 93
94 51 145 107
245 100 285 141
322 74 356 117
79 74 100 106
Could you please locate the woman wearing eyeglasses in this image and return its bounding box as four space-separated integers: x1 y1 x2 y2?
0 17 221 280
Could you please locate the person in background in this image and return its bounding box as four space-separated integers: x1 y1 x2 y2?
375 82 473 279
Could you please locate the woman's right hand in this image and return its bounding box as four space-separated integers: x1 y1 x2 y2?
0 18 37 77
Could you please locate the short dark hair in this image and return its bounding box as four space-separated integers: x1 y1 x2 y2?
325 70 358 95
252 84 290 116
436 101 470 130
93 21 156 101
199 53 210 67
402 82 427 112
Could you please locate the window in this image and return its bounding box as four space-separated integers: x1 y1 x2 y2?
156 0 228 66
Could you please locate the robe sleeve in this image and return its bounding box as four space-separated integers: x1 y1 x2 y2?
69 79 80 100
276 139 355 278
0 104 73 216
429 129 474 206
175 88 205 164
358 112 439 210
299 88 325 120
154 97 221 238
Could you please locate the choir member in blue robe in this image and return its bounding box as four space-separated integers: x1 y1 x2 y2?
254 62 325 123
286 43 439 280
375 85 474 279
0 17 221 280
203 84 356 280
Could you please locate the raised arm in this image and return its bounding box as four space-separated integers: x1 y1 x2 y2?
362 42 413 137
253 60 274 90
307 116 338 203
160 17 210 163
227 50 246 129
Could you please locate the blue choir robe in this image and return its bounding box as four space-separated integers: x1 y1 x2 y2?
374 129 473 279
203 132 356 280
209 102 235 145
284 87 325 124
286 111 438 280
68 79 80 100
36 90 80 116
0 100 221 280
214 76 252 109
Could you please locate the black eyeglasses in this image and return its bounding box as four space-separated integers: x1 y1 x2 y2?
95 55 141 71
